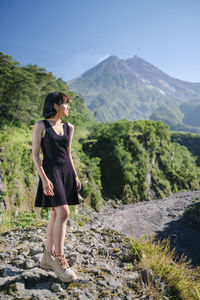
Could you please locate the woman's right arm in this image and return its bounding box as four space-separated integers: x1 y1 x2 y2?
32 121 54 196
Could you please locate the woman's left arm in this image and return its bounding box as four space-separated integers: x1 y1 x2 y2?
67 123 81 191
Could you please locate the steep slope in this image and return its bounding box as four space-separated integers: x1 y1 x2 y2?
180 98 200 127
150 98 200 133
68 55 200 122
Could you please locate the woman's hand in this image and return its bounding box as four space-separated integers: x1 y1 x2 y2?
42 177 55 196
75 176 81 191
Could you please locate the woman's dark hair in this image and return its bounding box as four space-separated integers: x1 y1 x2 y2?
43 92 69 118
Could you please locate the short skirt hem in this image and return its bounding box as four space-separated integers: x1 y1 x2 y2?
34 201 80 208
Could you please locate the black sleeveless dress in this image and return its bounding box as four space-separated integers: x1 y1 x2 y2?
34 120 80 207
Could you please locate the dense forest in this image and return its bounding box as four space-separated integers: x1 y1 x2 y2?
1 51 200 231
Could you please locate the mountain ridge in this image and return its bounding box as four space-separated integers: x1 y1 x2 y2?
69 55 200 85
67 55 200 122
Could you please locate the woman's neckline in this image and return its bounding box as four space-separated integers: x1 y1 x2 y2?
45 119 66 137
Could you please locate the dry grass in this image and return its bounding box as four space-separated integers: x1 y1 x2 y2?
129 235 200 300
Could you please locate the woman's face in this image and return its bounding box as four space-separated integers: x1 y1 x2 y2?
54 98 70 117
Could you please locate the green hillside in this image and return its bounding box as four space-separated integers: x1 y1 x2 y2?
150 98 200 133
180 98 200 127
150 105 184 126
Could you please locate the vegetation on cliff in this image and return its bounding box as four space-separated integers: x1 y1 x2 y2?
82 119 200 203
171 131 200 166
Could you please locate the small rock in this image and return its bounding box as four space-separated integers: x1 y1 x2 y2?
14 281 25 291
90 248 98 257
108 279 122 290
20 251 30 257
18 254 25 261
8 248 18 256
96 280 107 287
21 267 55 282
12 259 24 267
0 253 9 260
68 253 78 266
29 236 44 243
33 253 43 263
31 293 46 300
0 278 5 286
30 245 43 255
17 245 30 254
125 271 140 281
50 282 62 292
24 259 35 269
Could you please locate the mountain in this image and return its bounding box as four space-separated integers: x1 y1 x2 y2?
67 55 200 122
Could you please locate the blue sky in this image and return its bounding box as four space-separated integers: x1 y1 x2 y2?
1 0 200 82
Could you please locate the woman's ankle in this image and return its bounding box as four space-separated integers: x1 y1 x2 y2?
45 248 56 254
55 252 64 257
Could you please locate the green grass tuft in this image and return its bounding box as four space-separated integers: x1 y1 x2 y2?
128 235 200 300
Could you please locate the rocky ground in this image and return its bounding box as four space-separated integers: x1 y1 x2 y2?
0 190 200 299
84 190 200 265
0 220 145 300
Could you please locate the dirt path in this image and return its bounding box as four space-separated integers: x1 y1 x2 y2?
83 190 200 265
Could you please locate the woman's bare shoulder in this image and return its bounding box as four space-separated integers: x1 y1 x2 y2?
67 122 74 130
34 120 44 127
33 120 45 134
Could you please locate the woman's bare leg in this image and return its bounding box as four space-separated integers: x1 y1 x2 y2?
53 204 69 255
45 208 56 252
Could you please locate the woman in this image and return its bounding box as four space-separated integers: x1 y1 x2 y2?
32 92 81 282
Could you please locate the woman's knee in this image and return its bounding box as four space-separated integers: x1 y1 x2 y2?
55 205 69 221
